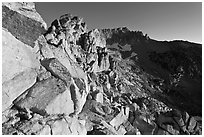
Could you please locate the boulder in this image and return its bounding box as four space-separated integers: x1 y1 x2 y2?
67 117 87 135
2 69 37 112
38 39 87 79
36 66 51 81
187 117 197 133
117 125 127 135
100 120 118 135
41 58 72 86
87 29 106 50
2 3 46 47
182 111 190 125
92 91 103 104
92 101 106 116
39 125 51 135
13 76 66 116
13 118 44 135
2 27 42 112
123 120 138 135
2 2 46 25
51 119 71 135
69 78 89 116
35 35 55 60
102 105 112 114
166 125 180 135
2 29 40 83
45 88 74 115
133 115 156 135
110 106 129 129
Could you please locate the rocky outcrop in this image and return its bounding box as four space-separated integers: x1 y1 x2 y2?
13 76 66 115
2 3 46 47
41 58 71 86
2 2 201 135
2 2 111 135
2 2 43 116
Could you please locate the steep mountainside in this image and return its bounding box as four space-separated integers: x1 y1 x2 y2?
101 28 202 116
2 2 202 135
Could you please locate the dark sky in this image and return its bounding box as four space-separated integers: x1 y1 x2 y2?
35 2 202 43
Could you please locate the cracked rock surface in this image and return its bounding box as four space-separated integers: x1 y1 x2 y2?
2 2 202 135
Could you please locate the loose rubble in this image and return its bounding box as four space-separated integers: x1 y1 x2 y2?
2 2 202 135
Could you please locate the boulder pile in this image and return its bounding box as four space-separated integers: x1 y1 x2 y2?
2 2 202 135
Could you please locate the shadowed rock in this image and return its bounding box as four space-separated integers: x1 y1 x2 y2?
41 58 71 86
2 5 46 47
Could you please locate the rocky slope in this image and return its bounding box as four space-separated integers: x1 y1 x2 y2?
2 2 202 135
100 28 202 116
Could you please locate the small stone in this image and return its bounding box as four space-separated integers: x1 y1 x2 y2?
187 117 197 133
102 105 112 114
110 106 129 129
117 125 127 135
94 91 103 104
51 119 71 135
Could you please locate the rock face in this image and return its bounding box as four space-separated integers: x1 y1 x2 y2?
2 3 46 47
2 2 202 135
13 76 66 115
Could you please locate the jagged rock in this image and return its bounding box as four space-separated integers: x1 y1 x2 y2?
35 35 55 60
67 117 87 135
187 117 197 133
69 78 89 116
109 71 118 86
182 111 190 125
39 125 51 135
110 106 129 129
78 29 110 72
3 113 86 135
11 118 44 135
2 1 202 135
117 125 127 135
91 102 106 116
154 109 202 135
156 128 168 135
45 13 86 47
100 120 118 135
2 3 46 47
133 114 156 135
166 125 180 135
13 76 66 116
51 119 72 135
102 105 112 115
87 29 106 50
2 122 19 135
2 69 37 112
45 88 74 115
91 86 104 104
87 128 106 135
94 92 104 104
2 29 40 83
41 58 72 86
91 49 110 72
36 66 51 81
37 35 87 79
123 120 140 135
2 109 19 124
2 2 46 26
2 20 42 113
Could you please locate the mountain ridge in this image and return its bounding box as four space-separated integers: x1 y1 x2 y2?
2 2 202 135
